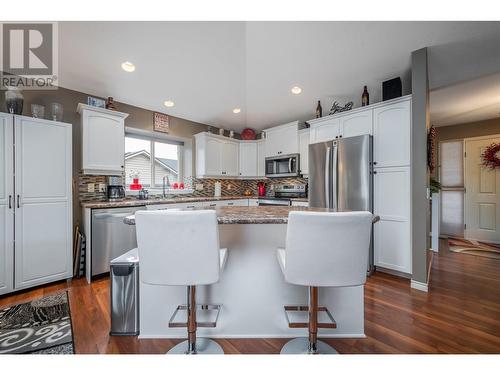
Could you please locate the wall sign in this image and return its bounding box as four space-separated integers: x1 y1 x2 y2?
153 112 169 133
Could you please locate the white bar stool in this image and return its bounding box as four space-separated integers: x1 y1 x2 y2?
135 210 228 354
276 211 373 354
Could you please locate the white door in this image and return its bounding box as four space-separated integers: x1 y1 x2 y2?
205 137 222 176
374 166 411 273
14 116 73 290
340 110 373 138
464 136 500 243
221 141 239 176
0 114 14 295
257 141 266 177
373 99 411 167
82 109 124 175
310 119 340 144
239 142 257 177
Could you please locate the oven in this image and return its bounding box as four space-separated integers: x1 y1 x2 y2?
265 153 300 178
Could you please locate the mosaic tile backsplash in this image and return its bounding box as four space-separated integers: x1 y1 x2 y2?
78 171 308 203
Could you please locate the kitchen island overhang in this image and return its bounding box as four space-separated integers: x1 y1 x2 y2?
125 207 377 339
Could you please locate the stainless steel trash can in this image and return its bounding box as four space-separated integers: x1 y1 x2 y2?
110 248 139 335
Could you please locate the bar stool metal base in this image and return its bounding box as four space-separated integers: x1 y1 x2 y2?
167 338 224 354
280 338 338 354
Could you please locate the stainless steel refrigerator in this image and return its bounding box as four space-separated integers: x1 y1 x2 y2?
308 134 374 272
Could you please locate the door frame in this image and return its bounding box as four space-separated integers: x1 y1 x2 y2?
463 133 500 244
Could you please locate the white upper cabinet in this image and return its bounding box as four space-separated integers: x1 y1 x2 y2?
205 136 223 176
78 104 129 175
257 140 266 177
373 98 411 167
309 109 372 144
239 142 258 177
309 118 341 144
264 121 299 157
221 140 239 176
298 128 310 175
195 132 239 177
340 110 373 138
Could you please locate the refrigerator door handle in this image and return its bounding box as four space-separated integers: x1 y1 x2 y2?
325 147 330 208
331 145 338 210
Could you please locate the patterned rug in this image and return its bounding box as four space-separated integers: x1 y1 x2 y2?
0 292 74 354
448 237 500 260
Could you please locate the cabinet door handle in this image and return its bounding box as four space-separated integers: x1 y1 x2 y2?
8 195 12 209
373 171 377 174
17 194 20 208
339 135 343 138
373 162 377 165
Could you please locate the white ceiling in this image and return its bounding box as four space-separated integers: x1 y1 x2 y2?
430 71 500 127
58 21 500 132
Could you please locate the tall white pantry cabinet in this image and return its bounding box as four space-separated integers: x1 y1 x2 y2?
0 113 73 296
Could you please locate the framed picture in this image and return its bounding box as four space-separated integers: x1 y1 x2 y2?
86 96 106 108
153 112 169 133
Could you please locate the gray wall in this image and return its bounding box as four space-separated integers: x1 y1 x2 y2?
436 118 500 143
1 86 216 226
411 48 430 286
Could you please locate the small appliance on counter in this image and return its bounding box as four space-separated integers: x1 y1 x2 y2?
257 181 266 197
257 184 306 206
214 182 222 197
107 176 125 201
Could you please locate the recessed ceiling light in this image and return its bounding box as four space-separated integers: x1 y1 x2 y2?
121 61 136 72
164 100 175 108
233 108 241 114
291 86 302 95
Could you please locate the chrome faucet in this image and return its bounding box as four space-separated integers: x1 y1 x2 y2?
162 175 171 197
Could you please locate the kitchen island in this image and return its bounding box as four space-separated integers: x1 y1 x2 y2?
125 206 377 339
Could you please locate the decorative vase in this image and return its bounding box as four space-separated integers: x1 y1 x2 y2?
4 87 24 114
50 102 64 121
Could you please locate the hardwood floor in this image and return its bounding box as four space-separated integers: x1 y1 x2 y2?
1 239 499 354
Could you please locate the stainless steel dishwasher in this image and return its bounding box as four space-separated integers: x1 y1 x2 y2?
91 206 145 277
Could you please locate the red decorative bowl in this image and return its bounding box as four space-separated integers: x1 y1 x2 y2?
241 128 256 140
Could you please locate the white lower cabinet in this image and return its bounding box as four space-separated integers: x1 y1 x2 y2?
146 199 250 211
0 114 73 295
373 166 411 274
291 200 309 207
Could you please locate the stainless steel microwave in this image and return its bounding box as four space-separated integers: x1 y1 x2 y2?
265 153 300 178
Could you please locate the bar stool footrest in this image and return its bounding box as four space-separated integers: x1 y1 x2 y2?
168 304 221 328
284 305 337 329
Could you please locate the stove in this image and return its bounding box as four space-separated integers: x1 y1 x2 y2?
257 184 307 206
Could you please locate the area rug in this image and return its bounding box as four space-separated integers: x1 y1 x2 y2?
448 237 500 260
0 292 75 354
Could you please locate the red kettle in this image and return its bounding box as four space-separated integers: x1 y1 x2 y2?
257 182 266 197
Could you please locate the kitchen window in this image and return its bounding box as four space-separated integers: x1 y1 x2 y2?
124 131 184 191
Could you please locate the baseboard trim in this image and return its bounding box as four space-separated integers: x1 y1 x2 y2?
411 279 428 292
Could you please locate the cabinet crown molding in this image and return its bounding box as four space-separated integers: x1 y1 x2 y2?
307 94 412 127
77 103 129 119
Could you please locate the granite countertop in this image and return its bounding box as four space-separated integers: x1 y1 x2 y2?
82 195 308 209
123 206 380 225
